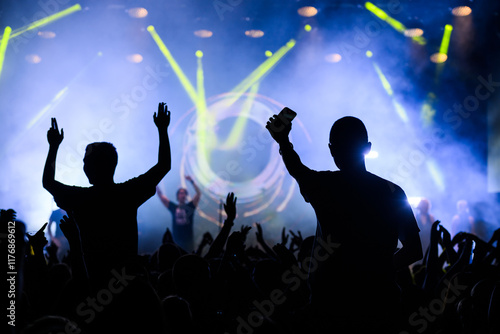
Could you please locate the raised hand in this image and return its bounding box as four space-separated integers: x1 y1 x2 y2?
202 232 214 245
59 215 81 246
280 227 289 246
185 175 193 183
27 222 48 252
154 102 170 131
224 192 237 222
266 113 291 144
47 118 64 146
255 223 265 244
240 225 252 237
289 230 303 251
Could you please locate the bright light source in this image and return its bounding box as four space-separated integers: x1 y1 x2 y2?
304 24 312 32
194 30 213 38
404 28 423 37
147 25 155 32
126 54 143 63
452 6 472 17
26 54 42 64
407 197 423 208
286 39 296 48
365 150 379 159
195 50 203 58
298 6 318 17
325 53 342 63
430 52 448 63
128 7 148 18
265 50 272 57
245 30 264 38
37 31 56 39
366 50 373 57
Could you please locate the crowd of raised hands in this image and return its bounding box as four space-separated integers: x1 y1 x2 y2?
2 197 499 334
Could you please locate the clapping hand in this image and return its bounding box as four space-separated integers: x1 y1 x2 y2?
47 118 64 146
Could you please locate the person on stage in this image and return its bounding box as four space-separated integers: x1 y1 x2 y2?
156 175 201 252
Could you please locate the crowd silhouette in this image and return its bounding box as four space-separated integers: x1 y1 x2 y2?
2 102 499 334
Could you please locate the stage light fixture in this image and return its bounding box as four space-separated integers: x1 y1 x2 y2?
325 53 342 63
298 6 318 17
403 28 423 37
9 4 82 39
126 54 143 63
265 50 272 57
128 7 148 18
365 150 379 159
0 26 12 78
37 31 56 39
430 52 448 63
245 30 264 38
366 50 373 57
196 50 203 58
452 6 472 17
364 2 426 45
194 30 213 38
25 54 42 64
439 24 453 55
304 24 312 32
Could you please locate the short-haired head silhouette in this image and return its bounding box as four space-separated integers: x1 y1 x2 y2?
83 142 118 185
328 116 372 172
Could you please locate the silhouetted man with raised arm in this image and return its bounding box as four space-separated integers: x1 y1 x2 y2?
266 114 422 333
43 103 171 284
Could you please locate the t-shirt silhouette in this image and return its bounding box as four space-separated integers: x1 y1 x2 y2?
168 201 196 251
49 172 156 277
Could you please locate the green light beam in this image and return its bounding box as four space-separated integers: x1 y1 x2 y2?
372 62 409 123
195 54 215 166
220 82 260 150
147 26 199 105
439 24 453 55
8 4 82 39
0 26 12 78
364 2 426 45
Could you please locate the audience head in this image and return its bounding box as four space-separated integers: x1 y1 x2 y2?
176 188 188 204
417 198 431 214
328 116 371 171
83 142 117 185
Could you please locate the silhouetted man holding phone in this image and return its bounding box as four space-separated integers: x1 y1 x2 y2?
266 112 422 333
43 103 171 284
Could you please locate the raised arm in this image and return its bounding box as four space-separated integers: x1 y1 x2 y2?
156 186 170 208
186 175 201 206
43 118 64 194
143 102 171 185
205 192 236 260
266 112 309 179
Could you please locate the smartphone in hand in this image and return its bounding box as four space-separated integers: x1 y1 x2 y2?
278 107 297 123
